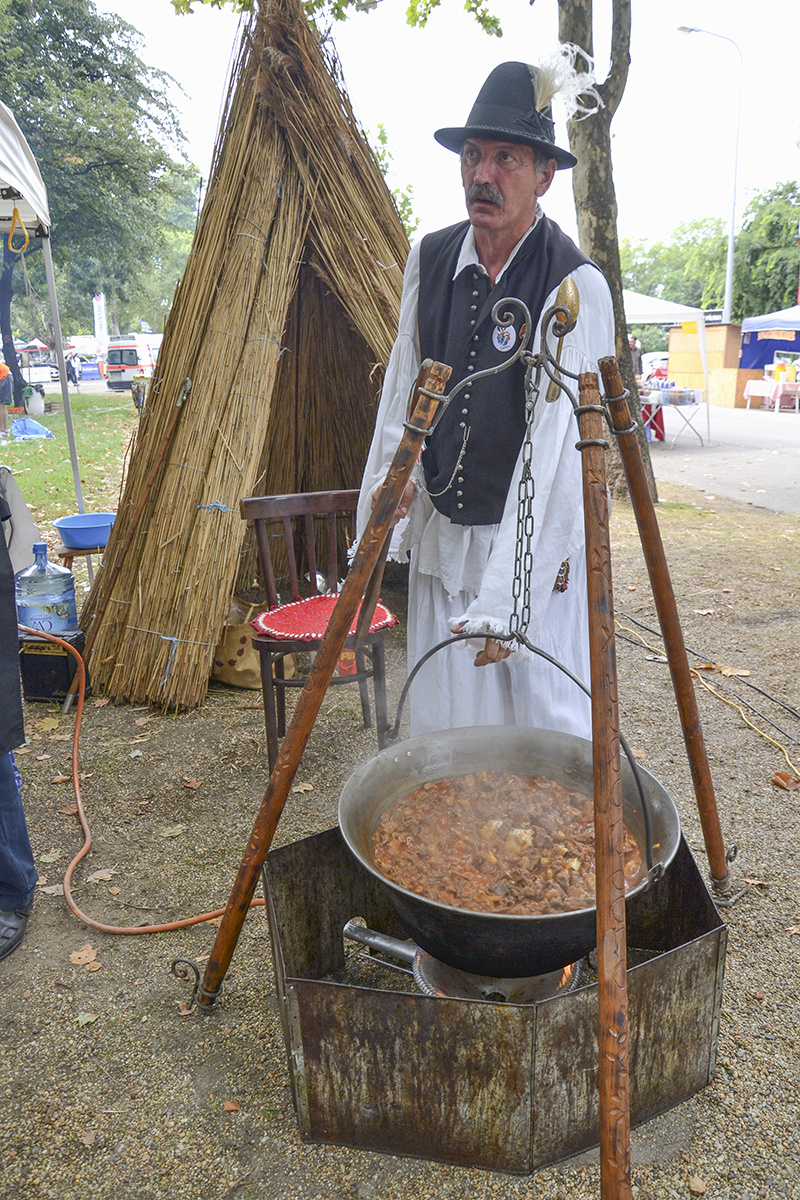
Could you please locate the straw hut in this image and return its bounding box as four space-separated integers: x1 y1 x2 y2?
81 0 409 710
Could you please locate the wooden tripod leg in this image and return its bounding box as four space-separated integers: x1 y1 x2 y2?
598 356 729 887
576 371 632 1200
195 359 451 1009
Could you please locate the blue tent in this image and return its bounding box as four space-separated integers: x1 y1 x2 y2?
740 305 800 369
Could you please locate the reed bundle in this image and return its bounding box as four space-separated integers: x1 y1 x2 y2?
81 0 409 710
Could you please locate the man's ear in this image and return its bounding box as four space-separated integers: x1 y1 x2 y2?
535 158 557 198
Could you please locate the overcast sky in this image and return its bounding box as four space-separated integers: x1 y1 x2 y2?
104 0 800 248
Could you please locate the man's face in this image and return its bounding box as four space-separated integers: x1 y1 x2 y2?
460 138 556 240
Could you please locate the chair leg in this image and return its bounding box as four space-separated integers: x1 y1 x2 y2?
274 654 287 737
259 649 280 772
354 647 373 730
371 639 389 748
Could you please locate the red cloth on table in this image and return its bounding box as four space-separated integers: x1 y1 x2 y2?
641 403 665 442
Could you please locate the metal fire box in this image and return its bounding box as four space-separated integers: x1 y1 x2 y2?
263 829 726 1174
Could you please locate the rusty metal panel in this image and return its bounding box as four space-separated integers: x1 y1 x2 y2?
290 979 534 1173
265 827 402 979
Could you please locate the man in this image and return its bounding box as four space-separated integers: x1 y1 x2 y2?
628 334 643 377
358 61 615 739
0 472 37 960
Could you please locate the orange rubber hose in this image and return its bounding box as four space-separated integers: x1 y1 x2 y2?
18 625 264 934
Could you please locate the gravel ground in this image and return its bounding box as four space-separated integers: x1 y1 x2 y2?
1 479 799 1200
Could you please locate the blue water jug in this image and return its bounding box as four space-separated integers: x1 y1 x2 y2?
15 543 79 633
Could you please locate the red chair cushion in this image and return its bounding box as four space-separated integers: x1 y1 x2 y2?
250 593 397 642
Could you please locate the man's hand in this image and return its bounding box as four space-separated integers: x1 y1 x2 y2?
473 638 512 667
451 621 512 667
371 479 415 526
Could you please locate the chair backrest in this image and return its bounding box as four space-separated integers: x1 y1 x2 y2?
240 490 360 608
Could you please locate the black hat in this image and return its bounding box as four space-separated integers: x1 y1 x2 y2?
434 61 577 170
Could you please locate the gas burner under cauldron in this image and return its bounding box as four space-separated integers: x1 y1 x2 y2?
343 920 581 1004
412 948 581 1003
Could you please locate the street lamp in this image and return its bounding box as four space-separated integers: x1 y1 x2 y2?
678 26 743 325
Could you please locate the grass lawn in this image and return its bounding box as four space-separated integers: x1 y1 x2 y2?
1 387 138 593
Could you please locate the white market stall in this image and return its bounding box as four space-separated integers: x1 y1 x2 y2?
623 288 711 446
0 99 86 514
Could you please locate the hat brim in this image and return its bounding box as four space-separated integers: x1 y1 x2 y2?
434 125 577 170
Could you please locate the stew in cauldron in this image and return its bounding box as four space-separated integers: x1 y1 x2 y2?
372 770 643 916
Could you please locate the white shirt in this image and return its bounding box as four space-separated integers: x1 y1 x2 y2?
357 214 616 647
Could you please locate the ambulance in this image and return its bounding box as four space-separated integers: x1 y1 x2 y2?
105 334 163 391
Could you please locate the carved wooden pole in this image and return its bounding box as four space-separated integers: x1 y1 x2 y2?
576 370 632 1200
196 360 451 1008
598 356 729 887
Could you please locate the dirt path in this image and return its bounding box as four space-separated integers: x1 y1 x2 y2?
2 480 799 1200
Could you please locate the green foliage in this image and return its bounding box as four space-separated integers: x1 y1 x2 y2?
620 218 727 311
370 124 419 239
734 182 800 319
620 184 800 321
0 0 189 343
172 0 501 35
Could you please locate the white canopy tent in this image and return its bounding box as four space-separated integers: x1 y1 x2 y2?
623 288 711 446
0 99 86 516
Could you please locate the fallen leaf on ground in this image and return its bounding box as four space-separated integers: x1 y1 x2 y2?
75 1013 97 1026
786 926 800 936
222 1099 240 1112
771 771 800 791
39 849 64 863
69 944 98 966
134 716 151 726
36 754 52 760
160 824 186 838
85 867 117 883
183 778 203 789
15 746 31 755
753 989 765 1000
58 803 79 815
207 916 223 928
35 717 60 732
50 774 71 784
129 749 143 759
689 1177 707 1196
40 884 64 896
85 961 102 973
80 1130 96 1146
693 609 715 616
93 698 110 708
292 782 313 794
108 886 121 896
743 877 769 887
50 733 72 742
175 1000 196 1017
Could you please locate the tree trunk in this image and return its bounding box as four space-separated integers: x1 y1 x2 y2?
558 0 657 502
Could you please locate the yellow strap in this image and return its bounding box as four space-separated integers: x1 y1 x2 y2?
8 207 30 253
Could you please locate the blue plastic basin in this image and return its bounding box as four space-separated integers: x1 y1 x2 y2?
53 512 116 550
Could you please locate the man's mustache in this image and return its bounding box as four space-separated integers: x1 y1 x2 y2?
466 183 504 207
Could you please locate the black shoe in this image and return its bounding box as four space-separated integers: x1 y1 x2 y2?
0 903 32 962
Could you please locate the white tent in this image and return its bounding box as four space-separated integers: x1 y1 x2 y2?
623 288 711 446
741 305 800 332
0 100 86 516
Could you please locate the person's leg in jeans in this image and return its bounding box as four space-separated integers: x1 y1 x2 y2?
0 750 37 961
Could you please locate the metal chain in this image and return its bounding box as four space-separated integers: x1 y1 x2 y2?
510 359 541 637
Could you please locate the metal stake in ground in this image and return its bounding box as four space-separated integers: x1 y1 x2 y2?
575 370 632 1200
598 355 730 888
195 359 452 1010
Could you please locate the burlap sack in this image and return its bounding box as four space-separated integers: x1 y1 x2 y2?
211 598 295 690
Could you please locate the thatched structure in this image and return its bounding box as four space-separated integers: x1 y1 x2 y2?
81 0 409 710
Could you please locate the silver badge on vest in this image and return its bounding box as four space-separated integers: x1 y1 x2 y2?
492 323 517 353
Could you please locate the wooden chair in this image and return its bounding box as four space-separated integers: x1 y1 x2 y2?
239 490 397 770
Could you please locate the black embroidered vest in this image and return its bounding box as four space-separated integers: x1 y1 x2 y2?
418 217 593 525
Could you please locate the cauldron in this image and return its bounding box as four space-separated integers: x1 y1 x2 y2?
339 726 681 978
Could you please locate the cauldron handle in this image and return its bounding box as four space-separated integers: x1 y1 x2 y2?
385 631 659 880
